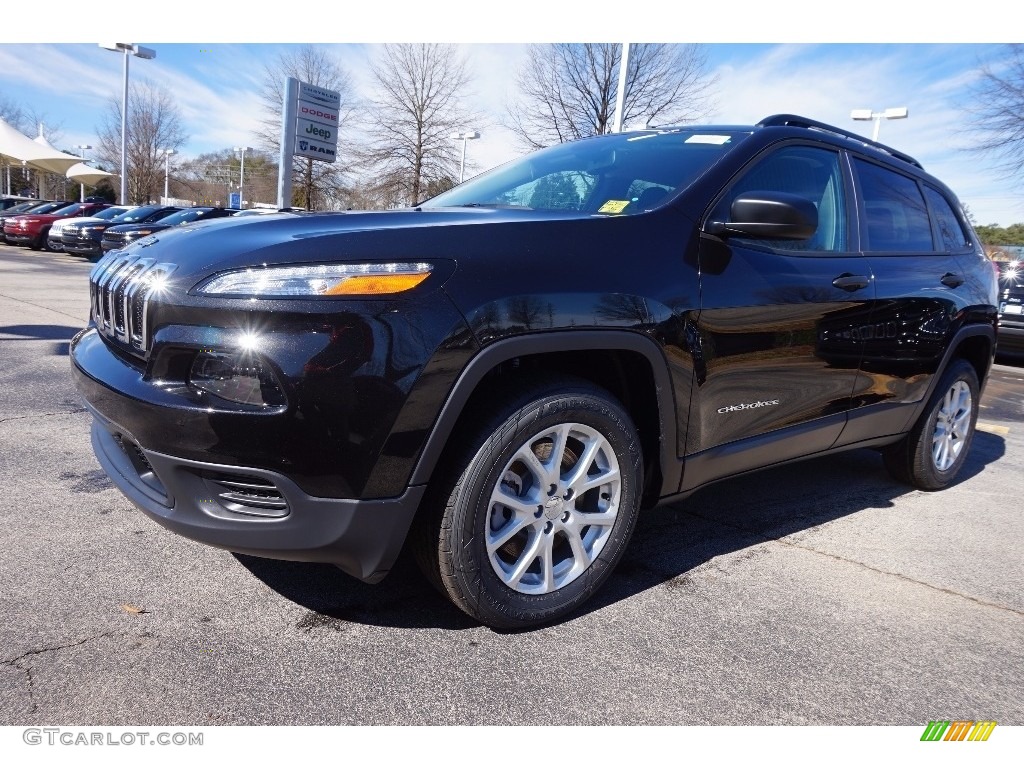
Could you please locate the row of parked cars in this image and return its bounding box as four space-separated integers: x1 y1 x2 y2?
995 259 1024 354
0 198 252 256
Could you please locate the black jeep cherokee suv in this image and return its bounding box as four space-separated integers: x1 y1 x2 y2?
71 115 998 629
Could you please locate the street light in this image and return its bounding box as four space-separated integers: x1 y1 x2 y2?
851 107 909 142
233 146 253 209
161 149 176 201
449 131 480 184
76 144 92 202
99 43 156 204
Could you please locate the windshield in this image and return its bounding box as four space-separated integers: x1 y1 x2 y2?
50 203 91 216
5 201 40 214
422 129 751 215
157 208 216 226
93 207 130 220
110 206 177 224
24 202 69 215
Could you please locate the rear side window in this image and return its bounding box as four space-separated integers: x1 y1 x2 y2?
924 186 970 251
854 159 933 252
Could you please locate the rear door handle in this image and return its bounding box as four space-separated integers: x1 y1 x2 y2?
941 272 964 288
832 273 870 291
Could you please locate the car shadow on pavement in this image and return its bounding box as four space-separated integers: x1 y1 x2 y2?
235 435 1005 633
234 551 478 632
0 323 82 355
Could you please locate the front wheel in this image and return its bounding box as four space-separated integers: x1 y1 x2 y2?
883 359 980 490
415 378 643 629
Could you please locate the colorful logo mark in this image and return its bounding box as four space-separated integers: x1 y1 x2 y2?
920 721 997 742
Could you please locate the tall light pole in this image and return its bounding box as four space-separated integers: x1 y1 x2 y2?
76 144 92 202
161 148 176 201
851 107 909 142
449 131 480 184
612 42 631 133
233 146 253 209
99 43 156 204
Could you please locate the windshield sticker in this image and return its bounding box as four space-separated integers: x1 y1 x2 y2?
685 135 732 145
598 200 631 214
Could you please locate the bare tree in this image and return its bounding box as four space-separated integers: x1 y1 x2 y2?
361 44 480 206
175 148 279 207
969 44 1024 182
96 80 187 204
508 43 716 150
258 45 357 210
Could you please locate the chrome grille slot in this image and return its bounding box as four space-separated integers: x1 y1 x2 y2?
88 254 176 356
206 473 289 518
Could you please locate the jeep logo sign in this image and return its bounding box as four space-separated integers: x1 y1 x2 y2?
296 118 333 142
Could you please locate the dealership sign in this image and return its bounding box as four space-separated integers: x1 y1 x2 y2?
293 81 340 163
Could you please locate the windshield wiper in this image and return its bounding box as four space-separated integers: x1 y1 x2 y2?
450 203 534 210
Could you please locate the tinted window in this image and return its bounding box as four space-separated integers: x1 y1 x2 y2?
924 186 970 251
854 159 933 252
713 144 847 252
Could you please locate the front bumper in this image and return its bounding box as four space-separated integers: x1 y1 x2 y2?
70 313 447 581
4 231 37 246
63 236 103 254
996 320 1024 351
85 390 425 583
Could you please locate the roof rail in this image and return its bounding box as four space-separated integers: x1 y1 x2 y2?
757 114 922 169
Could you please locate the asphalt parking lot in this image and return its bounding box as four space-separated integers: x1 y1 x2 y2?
1 244 1022 726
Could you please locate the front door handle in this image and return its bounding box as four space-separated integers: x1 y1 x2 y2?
832 273 870 292
941 272 964 288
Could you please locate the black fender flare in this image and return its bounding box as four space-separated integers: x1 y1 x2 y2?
409 330 682 496
904 322 996 427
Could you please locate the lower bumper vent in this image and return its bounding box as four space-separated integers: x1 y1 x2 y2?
112 432 166 498
205 473 289 518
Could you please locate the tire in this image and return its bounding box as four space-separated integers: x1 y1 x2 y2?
31 228 48 252
883 359 979 490
414 377 643 629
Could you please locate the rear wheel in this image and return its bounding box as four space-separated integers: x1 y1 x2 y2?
414 377 643 629
883 359 979 490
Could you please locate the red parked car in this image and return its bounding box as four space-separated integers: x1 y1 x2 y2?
4 201 108 250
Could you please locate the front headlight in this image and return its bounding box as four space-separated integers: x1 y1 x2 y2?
126 229 152 238
196 262 434 297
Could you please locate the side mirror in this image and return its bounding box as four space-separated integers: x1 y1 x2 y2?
706 191 818 240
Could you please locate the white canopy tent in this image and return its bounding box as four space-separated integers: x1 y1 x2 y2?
66 163 112 185
0 117 84 195
67 162 114 202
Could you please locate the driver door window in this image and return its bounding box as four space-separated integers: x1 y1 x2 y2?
714 145 848 252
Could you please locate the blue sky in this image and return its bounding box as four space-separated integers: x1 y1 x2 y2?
2 2 1020 224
